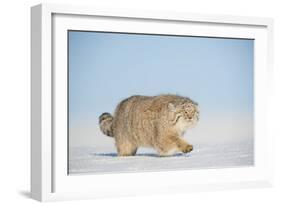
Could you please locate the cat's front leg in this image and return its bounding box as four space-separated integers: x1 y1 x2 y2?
180 143 193 153
175 137 193 153
156 134 193 156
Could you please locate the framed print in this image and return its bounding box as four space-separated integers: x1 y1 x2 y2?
31 3 274 201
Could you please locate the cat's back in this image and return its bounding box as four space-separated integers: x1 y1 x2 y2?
114 95 153 115
115 94 185 116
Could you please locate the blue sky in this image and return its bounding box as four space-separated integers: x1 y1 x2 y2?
68 31 254 147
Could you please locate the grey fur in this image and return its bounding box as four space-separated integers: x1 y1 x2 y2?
99 94 199 156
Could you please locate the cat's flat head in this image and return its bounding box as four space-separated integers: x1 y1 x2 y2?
168 98 199 134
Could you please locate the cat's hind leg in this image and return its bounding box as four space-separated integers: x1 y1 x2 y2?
115 139 138 156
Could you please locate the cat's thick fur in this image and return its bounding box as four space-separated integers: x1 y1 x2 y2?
99 94 199 156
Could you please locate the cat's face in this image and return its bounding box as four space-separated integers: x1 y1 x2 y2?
168 100 199 130
181 102 199 123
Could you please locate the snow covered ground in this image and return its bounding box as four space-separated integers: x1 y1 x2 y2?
69 139 253 175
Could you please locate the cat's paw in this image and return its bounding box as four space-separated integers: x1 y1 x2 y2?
182 144 193 153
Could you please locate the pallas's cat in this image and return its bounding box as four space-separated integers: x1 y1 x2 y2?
99 94 199 156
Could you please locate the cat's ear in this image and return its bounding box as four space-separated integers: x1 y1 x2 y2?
168 103 176 112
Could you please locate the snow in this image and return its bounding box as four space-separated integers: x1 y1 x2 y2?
69 139 253 175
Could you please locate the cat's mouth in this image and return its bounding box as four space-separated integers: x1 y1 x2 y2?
187 113 199 122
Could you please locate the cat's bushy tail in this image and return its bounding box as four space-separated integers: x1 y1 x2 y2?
99 113 114 137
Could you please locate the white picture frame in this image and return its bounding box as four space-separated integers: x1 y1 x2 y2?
31 3 274 202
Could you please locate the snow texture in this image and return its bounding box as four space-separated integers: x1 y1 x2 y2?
69 139 253 175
